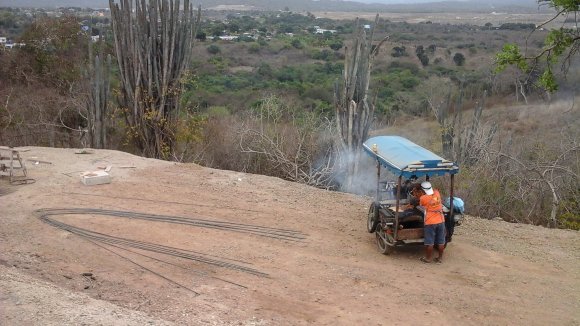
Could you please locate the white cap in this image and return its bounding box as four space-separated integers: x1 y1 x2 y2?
421 181 434 195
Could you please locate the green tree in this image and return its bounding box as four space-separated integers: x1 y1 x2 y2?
453 52 465 66
20 16 88 84
1 15 90 148
210 23 225 37
228 23 240 33
0 11 16 29
495 0 579 91
329 40 343 51
248 43 260 54
196 31 206 41
291 38 303 49
207 44 221 55
257 63 273 77
415 45 425 57
391 46 407 57
428 44 436 54
415 45 429 66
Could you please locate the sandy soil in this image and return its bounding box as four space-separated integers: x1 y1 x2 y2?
0 147 578 325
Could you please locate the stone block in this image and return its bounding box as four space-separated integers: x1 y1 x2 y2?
80 170 111 186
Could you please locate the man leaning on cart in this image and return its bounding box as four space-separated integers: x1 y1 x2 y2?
419 181 446 264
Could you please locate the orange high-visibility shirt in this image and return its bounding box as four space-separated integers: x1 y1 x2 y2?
420 189 445 225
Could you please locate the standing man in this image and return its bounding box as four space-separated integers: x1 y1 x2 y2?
419 181 446 263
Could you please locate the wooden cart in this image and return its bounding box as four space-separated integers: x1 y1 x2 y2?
363 136 462 255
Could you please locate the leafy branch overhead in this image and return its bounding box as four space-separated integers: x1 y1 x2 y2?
495 0 579 91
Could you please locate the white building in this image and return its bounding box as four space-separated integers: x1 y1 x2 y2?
315 28 337 34
219 35 238 41
4 43 25 49
0 37 7 44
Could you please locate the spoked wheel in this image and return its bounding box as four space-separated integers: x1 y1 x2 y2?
367 202 380 233
375 228 395 255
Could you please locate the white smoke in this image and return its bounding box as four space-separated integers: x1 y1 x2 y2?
333 148 399 197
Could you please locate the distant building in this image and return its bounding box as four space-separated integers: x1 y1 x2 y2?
314 28 337 34
219 35 238 41
241 33 258 40
4 43 25 49
0 37 7 44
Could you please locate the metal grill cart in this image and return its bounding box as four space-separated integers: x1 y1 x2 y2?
363 136 462 255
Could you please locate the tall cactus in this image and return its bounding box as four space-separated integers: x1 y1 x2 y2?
108 0 201 159
334 14 388 191
87 33 110 149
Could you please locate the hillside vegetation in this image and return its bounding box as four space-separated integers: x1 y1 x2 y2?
0 7 578 228
1 146 578 325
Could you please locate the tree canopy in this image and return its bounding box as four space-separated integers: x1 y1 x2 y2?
495 0 579 91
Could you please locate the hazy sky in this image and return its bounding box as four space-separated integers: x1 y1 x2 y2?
360 0 536 3
0 0 539 4
0 0 539 8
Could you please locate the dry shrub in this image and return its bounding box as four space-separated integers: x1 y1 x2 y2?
190 96 338 188
558 189 580 230
240 96 337 188
0 16 90 148
190 114 252 171
374 95 579 229
0 85 86 148
457 129 579 227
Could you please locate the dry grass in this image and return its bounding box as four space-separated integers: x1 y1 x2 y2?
373 95 579 155
312 11 566 28
484 96 579 143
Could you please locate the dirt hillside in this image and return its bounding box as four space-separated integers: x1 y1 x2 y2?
0 147 578 325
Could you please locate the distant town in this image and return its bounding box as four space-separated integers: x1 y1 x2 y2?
1 6 357 48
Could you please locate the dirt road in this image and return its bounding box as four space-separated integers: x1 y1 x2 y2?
1 147 578 325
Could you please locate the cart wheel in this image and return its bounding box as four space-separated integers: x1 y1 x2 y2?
367 202 379 233
375 229 394 255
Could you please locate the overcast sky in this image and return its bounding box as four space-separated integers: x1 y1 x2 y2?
359 0 536 3
0 0 539 8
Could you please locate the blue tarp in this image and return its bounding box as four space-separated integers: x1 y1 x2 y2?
444 197 465 214
363 136 459 178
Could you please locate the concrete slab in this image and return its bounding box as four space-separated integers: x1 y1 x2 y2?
80 170 111 186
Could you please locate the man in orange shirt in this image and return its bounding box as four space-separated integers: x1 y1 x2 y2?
419 181 446 263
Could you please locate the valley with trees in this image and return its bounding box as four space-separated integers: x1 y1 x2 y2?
0 0 578 325
1 1 577 228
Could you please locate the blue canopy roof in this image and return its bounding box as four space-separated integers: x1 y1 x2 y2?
363 136 459 178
